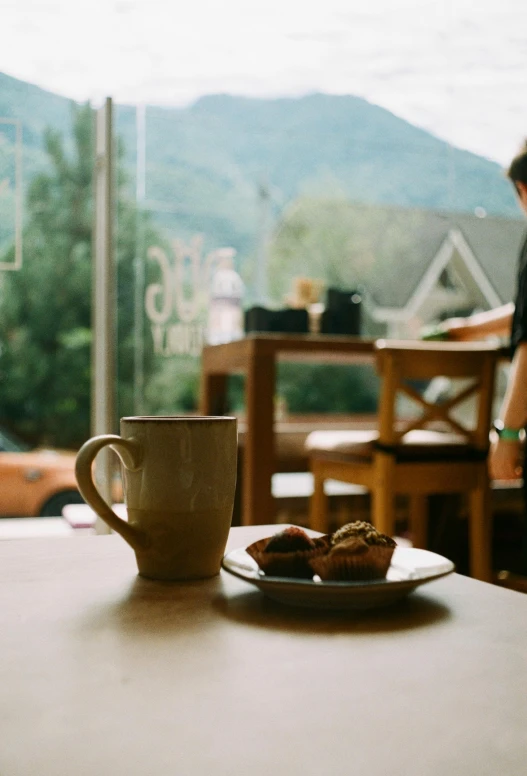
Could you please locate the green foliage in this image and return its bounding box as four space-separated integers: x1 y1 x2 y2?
0 104 159 447
0 105 93 446
277 363 379 414
266 196 527 314
220 365 379 416
267 197 437 305
0 73 519 306
111 92 519 305
0 75 521 429
143 355 201 414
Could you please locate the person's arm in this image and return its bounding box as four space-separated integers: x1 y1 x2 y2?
489 341 527 480
439 303 514 341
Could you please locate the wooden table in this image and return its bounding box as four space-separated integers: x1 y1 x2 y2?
1 526 527 776
199 334 375 525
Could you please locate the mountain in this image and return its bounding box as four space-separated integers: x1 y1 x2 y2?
0 71 520 263
0 72 74 179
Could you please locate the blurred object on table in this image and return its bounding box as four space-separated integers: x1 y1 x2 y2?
244 305 309 334
207 250 245 344
308 302 325 334
284 276 325 309
320 287 362 335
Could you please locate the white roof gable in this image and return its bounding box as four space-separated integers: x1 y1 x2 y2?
370 228 502 322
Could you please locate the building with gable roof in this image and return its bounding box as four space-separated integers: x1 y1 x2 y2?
356 207 526 338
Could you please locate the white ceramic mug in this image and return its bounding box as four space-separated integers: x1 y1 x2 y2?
75 416 237 581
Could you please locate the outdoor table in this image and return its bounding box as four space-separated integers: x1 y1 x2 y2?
199 334 376 525
1 525 527 776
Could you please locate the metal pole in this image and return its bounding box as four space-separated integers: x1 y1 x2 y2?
134 103 146 415
92 97 116 533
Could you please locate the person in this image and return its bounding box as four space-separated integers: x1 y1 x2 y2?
438 140 527 488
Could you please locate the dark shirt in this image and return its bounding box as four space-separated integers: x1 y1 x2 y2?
510 231 527 357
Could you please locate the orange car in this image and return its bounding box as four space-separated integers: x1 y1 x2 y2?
0 428 84 517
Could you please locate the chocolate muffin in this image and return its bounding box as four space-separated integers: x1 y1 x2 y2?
310 522 396 581
265 526 316 553
331 521 396 549
246 527 329 579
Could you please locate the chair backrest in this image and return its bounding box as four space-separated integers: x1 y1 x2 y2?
374 340 501 452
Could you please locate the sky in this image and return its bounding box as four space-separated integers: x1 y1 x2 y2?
2 0 527 165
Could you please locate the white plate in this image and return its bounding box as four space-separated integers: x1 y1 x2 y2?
222 546 455 610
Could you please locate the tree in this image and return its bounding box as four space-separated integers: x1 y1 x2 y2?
264 196 397 414
0 103 159 447
267 196 435 307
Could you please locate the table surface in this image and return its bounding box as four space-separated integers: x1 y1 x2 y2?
1 526 527 776
200 332 376 368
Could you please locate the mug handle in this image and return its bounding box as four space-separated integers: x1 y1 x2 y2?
75 434 148 551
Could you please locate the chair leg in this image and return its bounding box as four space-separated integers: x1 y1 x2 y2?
468 476 492 582
310 464 330 534
371 454 396 537
371 486 396 537
408 495 428 549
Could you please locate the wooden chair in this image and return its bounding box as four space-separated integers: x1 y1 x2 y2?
307 339 501 581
